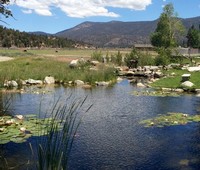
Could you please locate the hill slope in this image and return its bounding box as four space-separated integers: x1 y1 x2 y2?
56 16 200 48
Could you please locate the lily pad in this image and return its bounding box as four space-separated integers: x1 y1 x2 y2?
0 115 62 144
132 90 180 97
140 112 200 127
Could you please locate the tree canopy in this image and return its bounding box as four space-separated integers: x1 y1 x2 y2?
150 3 185 48
0 0 12 21
187 25 200 49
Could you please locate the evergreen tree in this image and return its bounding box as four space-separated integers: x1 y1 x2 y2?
187 25 200 48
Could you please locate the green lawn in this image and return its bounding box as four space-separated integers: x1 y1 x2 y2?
151 69 200 89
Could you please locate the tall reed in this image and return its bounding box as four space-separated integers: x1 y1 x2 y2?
35 95 92 170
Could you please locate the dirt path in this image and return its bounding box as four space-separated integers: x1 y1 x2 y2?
0 56 14 62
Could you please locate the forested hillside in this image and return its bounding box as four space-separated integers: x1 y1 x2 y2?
0 26 76 48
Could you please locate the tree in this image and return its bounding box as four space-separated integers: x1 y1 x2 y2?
0 0 12 22
151 3 185 48
187 25 200 48
150 3 185 65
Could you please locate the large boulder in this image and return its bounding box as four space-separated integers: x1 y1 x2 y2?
44 76 55 84
4 80 18 87
90 60 100 66
137 82 146 87
187 66 200 72
25 79 43 85
96 81 109 86
181 81 194 88
74 80 85 86
69 59 79 68
154 71 163 78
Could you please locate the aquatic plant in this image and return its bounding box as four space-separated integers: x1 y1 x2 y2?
35 96 92 170
140 112 200 127
0 114 61 144
132 90 180 97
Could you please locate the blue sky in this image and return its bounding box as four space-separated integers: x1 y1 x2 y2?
2 0 200 34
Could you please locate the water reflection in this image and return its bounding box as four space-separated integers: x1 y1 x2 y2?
0 80 200 169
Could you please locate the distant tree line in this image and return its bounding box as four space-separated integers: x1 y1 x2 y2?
0 26 77 48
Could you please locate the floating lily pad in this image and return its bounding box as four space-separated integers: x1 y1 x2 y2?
0 115 61 144
132 90 180 97
140 112 200 127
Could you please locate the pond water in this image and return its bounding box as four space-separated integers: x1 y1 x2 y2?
0 79 200 170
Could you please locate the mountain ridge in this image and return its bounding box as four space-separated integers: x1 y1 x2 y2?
55 16 200 48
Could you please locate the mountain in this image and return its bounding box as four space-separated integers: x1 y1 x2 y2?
56 16 200 48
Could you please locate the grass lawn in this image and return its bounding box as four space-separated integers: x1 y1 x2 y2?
151 69 200 89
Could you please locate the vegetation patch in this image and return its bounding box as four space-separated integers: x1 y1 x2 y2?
151 69 200 89
0 57 117 87
0 114 61 144
140 112 200 127
132 90 180 97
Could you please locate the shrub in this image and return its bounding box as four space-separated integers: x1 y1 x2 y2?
91 51 103 62
124 48 155 67
155 47 170 66
124 48 139 68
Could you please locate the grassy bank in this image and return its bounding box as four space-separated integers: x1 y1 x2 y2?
0 57 117 87
151 69 200 89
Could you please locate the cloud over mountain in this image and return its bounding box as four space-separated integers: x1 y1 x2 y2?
10 0 152 18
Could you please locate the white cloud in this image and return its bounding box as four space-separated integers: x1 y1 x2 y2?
10 0 152 18
22 9 32 14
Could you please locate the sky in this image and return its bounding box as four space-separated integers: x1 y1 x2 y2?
1 0 200 34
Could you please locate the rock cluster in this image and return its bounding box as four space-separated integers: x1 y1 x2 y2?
4 76 55 88
117 65 164 79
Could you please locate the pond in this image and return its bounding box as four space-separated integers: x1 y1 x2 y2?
0 79 200 170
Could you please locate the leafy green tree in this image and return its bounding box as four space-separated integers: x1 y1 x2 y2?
151 3 185 48
150 3 185 65
187 25 200 48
